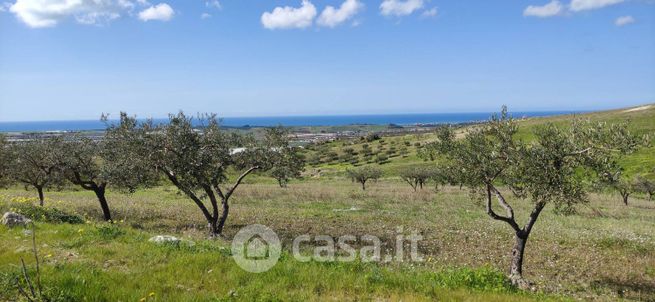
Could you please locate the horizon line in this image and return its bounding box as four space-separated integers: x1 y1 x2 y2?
0 108 599 124
1 101 652 123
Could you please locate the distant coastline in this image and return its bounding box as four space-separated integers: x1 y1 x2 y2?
0 111 581 132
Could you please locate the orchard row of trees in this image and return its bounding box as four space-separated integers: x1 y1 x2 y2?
0 112 304 236
346 165 446 192
348 162 654 204
307 138 417 166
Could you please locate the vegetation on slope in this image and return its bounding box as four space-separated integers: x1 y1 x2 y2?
302 104 655 179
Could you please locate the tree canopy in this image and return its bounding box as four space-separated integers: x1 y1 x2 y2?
347 166 382 190
634 175 655 200
58 113 158 221
266 127 305 188
7 136 65 205
0 134 12 188
423 106 644 288
138 112 299 236
398 165 441 192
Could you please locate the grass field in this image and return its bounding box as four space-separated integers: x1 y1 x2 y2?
1 179 653 301
1 105 654 301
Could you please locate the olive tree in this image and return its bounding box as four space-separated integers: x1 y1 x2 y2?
7 137 64 206
634 176 655 200
267 127 305 188
59 114 157 221
140 112 294 236
347 166 382 190
0 134 12 187
424 107 643 288
399 165 438 192
611 176 638 205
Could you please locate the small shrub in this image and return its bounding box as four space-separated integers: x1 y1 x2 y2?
10 203 84 224
364 134 381 142
431 267 514 292
95 223 126 240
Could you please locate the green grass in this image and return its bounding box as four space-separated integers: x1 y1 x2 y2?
0 222 552 302
1 180 653 301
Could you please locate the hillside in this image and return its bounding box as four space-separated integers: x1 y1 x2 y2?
301 104 655 179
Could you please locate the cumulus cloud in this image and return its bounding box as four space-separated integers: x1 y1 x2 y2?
421 7 437 18
138 3 173 21
380 0 423 17
201 12 211 19
8 0 140 28
569 0 623 12
523 1 563 17
261 0 317 29
615 15 634 26
317 0 362 27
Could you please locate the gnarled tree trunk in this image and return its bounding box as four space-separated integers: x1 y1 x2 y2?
93 185 112 222
621 192 630 205
509 231 530 288
485 184 545 289
216 199 230 235
36 186 44 207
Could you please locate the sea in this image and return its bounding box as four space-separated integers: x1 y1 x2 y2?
0 111 580 132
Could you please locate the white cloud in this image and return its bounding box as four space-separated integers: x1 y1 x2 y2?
523 1 563 17
76 11 120 25
206 0 220 10
201 12 211 19
9 0 140 28
380 0 423 17
317 0 363 27
569 0 623 12
421 7 437 18
615 15 634 26
138 3 173 22
261 0 317 29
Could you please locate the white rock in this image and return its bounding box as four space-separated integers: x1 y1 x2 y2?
149 235 181 245
1 212 32 227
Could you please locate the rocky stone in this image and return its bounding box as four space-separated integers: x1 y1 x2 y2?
149 235 181 244
1 212 32 227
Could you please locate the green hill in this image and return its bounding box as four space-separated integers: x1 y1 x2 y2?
302 104 655 179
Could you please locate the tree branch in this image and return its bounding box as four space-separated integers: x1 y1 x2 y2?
72 171 97 191
485 184 521 232
163 169 213 221
566 147 591 157
225 166 259 200
523 202 545 235
490 184 516 221
201 183 219 220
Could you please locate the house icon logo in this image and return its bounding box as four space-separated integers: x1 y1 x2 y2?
231 224 281 273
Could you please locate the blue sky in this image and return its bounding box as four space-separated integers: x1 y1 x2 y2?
0 0 654 121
